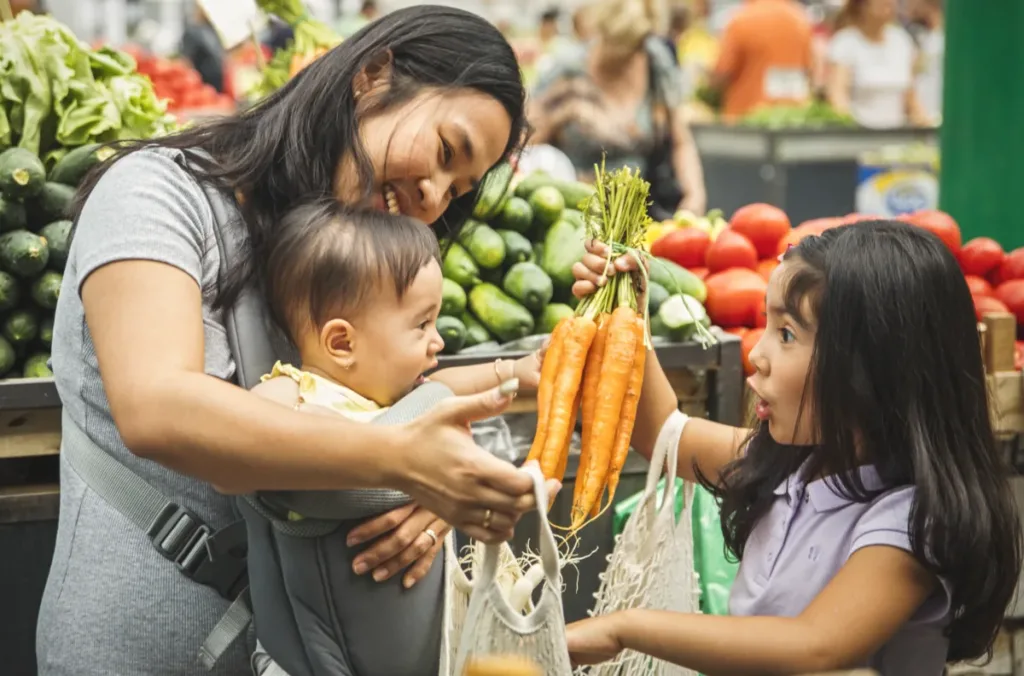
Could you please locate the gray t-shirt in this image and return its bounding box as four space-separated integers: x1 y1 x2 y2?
36 147 251 675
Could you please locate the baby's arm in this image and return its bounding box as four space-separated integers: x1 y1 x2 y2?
429 354 536 396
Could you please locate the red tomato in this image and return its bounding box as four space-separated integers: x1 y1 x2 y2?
994 280 1024 325
704 268 768 328
775 218 840 256
741 328 765 376
728 203 791 259
958 237 1005 277
964 275 994 297
1015 341 1024 371
756 258 779 282
725 327 749 338
705 229 758 273
992 247 1024 284
651 228 710 269
688 266 709 280
973 294 1011 321
906 209 962 255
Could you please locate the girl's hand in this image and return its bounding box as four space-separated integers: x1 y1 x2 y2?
395 384 561 543
566 613 627 666
347 504 449 589
571 239 648 308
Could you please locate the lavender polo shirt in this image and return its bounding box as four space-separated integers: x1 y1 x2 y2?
728 463 952 675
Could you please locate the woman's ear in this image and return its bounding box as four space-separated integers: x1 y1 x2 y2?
321 318 357 369
353 49 394 99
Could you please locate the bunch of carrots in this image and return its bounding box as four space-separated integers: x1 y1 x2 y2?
527 164 653 531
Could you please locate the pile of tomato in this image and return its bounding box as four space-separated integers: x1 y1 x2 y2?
121 46 235 114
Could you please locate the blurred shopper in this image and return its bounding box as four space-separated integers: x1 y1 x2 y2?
336 0 379 38
528 0 706 218
675 0 720 90
179 4 225 93
907 0 945 124
710 0 815 120
826 0 931 128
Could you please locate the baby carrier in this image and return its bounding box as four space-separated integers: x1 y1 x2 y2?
61 180 471 675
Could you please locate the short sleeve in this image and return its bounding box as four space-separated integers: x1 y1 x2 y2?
73 148 213 294
850 487 952 624
827 28 860 66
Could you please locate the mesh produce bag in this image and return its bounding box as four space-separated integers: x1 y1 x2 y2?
582 410 701 676
453 465 573 675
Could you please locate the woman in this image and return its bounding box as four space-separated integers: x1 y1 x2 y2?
527 0 707 219
35 7 545 675
825 0 932 128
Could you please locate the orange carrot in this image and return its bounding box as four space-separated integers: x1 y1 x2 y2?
604 316 647 503
539 317 597 479
553 390 581 484
575 313 610 487
572 306 639 526
526 317 572 465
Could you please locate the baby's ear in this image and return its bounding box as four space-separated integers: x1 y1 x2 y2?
322 318 356 368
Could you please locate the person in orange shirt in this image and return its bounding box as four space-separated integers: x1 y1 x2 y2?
711 0 816 120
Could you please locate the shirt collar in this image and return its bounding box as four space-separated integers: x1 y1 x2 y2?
774 457 888 512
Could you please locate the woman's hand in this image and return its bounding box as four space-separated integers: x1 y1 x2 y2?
394 383 560 543
571 239 648 307
347 504 450 589
512 344 548 391
566 613 628 667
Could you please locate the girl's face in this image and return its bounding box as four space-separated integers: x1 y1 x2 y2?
746 261 817 445
336 87 513 226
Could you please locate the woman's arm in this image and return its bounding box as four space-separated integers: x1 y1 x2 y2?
670 106 707 216
569 546 937 675
905 86 932 127
825 63 853 116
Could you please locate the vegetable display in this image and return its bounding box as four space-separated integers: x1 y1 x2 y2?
248 0 342 99
0 12 176 167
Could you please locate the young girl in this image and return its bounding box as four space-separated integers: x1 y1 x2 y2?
566 220 1022 673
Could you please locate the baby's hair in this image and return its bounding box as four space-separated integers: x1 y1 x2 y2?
701 220 1021 662
264 198 441 341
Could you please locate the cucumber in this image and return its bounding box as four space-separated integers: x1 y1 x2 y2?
647 281 670 315
31 183 76 223
497 230 533 266
649 256 708 303
649 312 673 341
23 353 53 378
39 316 53 348
436 315 468 354
659 294 709 331
502 262 553 313
49 143 116 187
494 196 533 234
0 335 15 377
460 312 491 347
471 161 513 220
559 208 586 230
532 241 545 265
527 186 565 230
0 270 19 311
538 303 574 334
0 196 28 233
442 242 481 289
513 171 595 211
31 271 63 310
39 220 72 272
512 170 551 200
540 218 586 291
458 221 506 270
3 310 38 347
468 283 535 343
440 277 468 317
0 148 46 201
0 230 49 278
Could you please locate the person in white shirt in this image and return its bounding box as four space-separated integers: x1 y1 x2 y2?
825 0 931 128
908 0 945 124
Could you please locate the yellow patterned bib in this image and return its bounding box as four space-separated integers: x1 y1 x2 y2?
261 361 387 422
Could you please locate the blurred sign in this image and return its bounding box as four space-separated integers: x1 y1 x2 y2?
196 0 265 50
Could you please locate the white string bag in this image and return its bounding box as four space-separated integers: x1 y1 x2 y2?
582 410 701 676
453 464 573 675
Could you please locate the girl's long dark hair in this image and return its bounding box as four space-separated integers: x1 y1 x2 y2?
70 5 527 312
703 220 1021 662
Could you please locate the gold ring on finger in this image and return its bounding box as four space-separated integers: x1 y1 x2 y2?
482 509 493 529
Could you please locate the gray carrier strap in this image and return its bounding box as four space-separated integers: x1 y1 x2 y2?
60 411 251 669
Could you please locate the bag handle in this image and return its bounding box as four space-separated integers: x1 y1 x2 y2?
642 410 689 531
479 465 559 588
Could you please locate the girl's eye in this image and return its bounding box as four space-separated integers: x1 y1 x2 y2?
441 138 453 165
779 327 795 344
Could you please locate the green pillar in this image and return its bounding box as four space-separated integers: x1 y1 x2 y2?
939 0 1024 250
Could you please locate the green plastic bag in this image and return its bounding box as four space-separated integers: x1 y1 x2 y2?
613 479 738 616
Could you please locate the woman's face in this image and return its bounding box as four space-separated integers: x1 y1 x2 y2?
336 88 513 226
862 0 896 23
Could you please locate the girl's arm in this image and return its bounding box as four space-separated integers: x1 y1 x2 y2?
569 546 937 675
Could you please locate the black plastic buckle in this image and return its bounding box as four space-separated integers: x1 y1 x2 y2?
147 503 248 600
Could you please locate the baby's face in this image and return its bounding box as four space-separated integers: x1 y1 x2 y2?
346 260 446 405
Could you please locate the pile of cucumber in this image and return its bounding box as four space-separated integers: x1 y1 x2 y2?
437 167 713 354
0 144 108 378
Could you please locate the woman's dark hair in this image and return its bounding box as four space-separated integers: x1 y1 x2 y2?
701 220 1021 662
265 198 439 340
70 5 526 313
